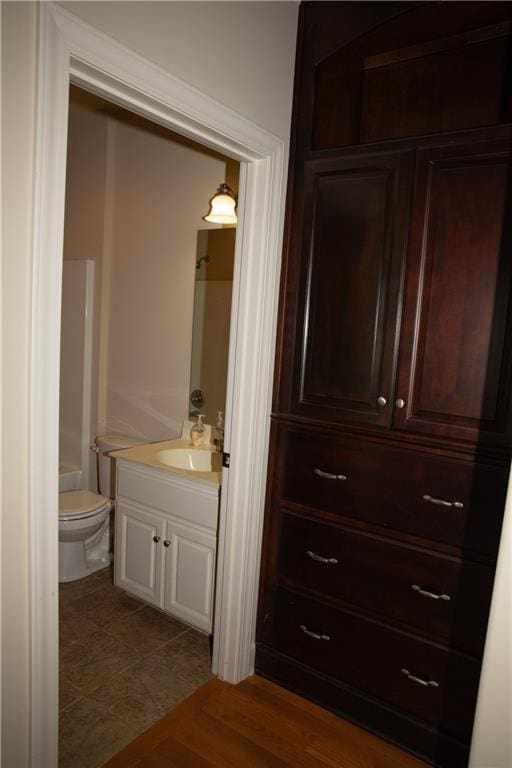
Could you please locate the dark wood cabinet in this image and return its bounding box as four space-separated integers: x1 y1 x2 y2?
273 587 481 742
257 3 512 767
292 148 413 427
394 135 512 445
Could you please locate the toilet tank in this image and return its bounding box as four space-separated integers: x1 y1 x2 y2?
96 434 141 499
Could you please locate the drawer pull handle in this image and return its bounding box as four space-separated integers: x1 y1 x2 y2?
401 668 439 688
423 494 464 508
314 468 347 481
163 540 171 547
306 550 339 565
152 536 161 544
411 584 451 601
300 624 330 642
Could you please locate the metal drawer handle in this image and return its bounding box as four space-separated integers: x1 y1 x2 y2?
152 536 161 544
306 550 339 565
163 540 171 547
423 494 464 508
411 584 451 601
299 624 330 641
314 468 347 481
401 668 439 688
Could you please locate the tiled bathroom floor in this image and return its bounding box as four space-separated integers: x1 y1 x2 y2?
59 567 212 768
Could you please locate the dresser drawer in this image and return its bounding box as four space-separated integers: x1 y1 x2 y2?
281 428 508 556
278 511 494 656
273 587 480 741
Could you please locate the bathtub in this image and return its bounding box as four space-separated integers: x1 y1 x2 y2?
59 463 81 492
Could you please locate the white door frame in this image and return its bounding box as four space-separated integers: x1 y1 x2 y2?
31 4 287 765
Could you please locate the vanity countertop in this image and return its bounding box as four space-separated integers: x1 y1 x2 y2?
109 438 222 488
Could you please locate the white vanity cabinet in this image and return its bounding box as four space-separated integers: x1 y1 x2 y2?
114 459 219 633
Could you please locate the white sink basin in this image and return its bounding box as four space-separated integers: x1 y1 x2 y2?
157 447 220 472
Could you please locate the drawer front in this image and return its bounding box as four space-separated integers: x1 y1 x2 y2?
117 462 218 530
278 512 494 656
282 428 508 556
273 587 480 741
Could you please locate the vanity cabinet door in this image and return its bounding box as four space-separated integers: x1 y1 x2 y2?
114 501 165 609
163 521 216 634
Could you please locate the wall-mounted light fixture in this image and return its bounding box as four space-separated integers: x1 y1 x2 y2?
203 183 237 224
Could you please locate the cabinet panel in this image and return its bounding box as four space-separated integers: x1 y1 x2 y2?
281 427 508 557
395 137 512 444
292 149 412 427
273 587 480 742
164 522 216 633
278 511 494 656
117 462 218 530
115 501 165 608
115 460 219 633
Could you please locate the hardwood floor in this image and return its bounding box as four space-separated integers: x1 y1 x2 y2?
102 675 429 767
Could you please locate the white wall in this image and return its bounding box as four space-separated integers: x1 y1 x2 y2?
58 1 298 140
1 3 38 765
64 91 109 486
64 96 230 443
105 115 227 439
469 481 512 768
64 93 109 262
59 260 94 488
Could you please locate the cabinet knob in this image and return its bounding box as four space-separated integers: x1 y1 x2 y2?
152 536 161 544
395 398 405 408
163 539 171 547
377 396 387 406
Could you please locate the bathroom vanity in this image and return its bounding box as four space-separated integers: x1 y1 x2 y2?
111 440 221 633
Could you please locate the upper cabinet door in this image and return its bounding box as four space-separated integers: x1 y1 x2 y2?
291 149 412 427
394 135 512 446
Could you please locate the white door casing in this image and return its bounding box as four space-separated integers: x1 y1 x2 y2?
32 4 287 766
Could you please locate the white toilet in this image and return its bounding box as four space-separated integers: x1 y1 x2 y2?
58 434 139 582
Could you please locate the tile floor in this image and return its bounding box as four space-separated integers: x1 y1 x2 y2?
59 567 212 768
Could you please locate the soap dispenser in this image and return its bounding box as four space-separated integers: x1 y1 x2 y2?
190 414 206 446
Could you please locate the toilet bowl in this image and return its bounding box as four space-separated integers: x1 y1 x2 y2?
58 490 112 582
58 433 140 582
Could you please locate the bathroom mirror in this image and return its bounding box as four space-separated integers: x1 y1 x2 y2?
189 228 235 424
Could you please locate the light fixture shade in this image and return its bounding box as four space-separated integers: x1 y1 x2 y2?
204 183 237 224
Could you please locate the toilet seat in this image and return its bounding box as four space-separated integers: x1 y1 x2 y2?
59 490 111 521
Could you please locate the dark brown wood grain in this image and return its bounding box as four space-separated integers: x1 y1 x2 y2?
291 148 412 426
272 587 480 741
256 646 470 768
277 510 494 656
104 675 431 768
281 425 508 556
257 3 512 766
309 3 512 150
394 135 512 446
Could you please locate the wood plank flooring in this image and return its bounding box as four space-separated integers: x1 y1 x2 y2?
102 675 429 768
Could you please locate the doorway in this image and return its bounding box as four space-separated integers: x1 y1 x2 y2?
32 6 286 765
58 85 239 765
